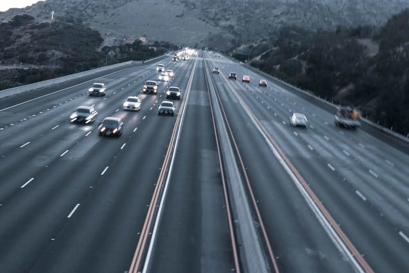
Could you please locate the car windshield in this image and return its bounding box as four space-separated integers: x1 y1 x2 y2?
169 87 179 92
146 82 156 85
102 119 119 127
162 103 173 107
77 108 90 113
127 98 139 102
92 84 103 88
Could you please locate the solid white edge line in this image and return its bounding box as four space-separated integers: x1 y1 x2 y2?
60 150 69 157
101 166 109 175
355 190 367 201
142 59 197 273
67 204 80 218
21 178 34 188
20 142 30 148
399 231 409 244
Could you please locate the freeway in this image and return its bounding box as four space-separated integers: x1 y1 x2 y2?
0 49 408 273
206 52 409 272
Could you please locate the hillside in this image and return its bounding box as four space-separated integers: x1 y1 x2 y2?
241 9 409 136
1 0 409 51
0 15 174 90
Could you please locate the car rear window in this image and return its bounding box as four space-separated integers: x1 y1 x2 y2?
169 87 179 92
92 84 103 88
77 108 90 113
127 98 139 102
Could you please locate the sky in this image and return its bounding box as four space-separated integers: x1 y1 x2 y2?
0 0 45 12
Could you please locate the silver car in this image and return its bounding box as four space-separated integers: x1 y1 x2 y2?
289 113 308 127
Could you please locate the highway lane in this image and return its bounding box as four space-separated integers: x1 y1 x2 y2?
0 57 195 272
207 54 409 271
146 59 236 273
206 59 355 272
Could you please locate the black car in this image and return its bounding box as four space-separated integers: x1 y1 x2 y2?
228 72 237 79
99 117 123 137
70 106 98 124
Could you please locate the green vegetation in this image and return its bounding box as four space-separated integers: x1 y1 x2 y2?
237 9 409 136
0 15 175 92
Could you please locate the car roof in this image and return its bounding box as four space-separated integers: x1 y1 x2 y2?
92 82 104 85
243 75 250 77
169 86 179 89
293 113 306 118
157 64 165 66
77 106 92 111
103 117 121 122
260 79 267 81
146 80 157 83
167 69 173 71
162 101 174 104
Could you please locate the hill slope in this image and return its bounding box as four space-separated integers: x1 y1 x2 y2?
1 0 409 50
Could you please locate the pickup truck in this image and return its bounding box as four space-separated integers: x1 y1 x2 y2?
334 106 361 129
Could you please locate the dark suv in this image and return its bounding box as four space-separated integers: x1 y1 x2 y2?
228 72 237 80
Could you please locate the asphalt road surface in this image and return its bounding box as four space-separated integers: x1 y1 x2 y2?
0 51 408 273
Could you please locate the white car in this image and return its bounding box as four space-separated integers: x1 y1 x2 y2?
167 70 174 78
70 106 98 123
158 72 169 82
158 101 175 116
156 64 165 72
289 113 308 127
123 96 141 111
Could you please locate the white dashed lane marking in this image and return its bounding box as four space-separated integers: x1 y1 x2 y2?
343 150 350 156
60 150 69 157
324 136 330 141
20 142 30 148
67 204 80 218
85 131 92 137
355 190 367 201
52 125 59 130
369 170 379 178
120 143 126 150
399 231 409 244
385 160 394 167
101 167 109 176
328 164 335 171
21 178 34 189
308 145 314 151
359 143 365 148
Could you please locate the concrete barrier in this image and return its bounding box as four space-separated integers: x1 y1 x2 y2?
0 54 166 100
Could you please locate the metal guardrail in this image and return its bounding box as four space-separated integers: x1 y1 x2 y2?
240 61 409 144
0 55 165 100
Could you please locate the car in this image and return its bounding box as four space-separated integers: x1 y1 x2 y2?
88 83 106 96
259 79 268 87
242 75 250 83
156 64 165 72
143 80 159 94
167 70 175 78
158 72 169 82
70 106 98 124
99 117 123 137
212 67 220 74
172 57 178 62
228 72 237 79
123 96 141 111
166 86 181 100
289 113 308 127
158 101 175 116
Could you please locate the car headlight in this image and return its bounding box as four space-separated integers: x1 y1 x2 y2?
88 88 93 92
99 89 105 92
177 92 180 96
153 86 157 89
166 91 170 95
100 127 106 132
70 113 77 119
113 128 118 134
86 116 92 120
124 102 129 106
